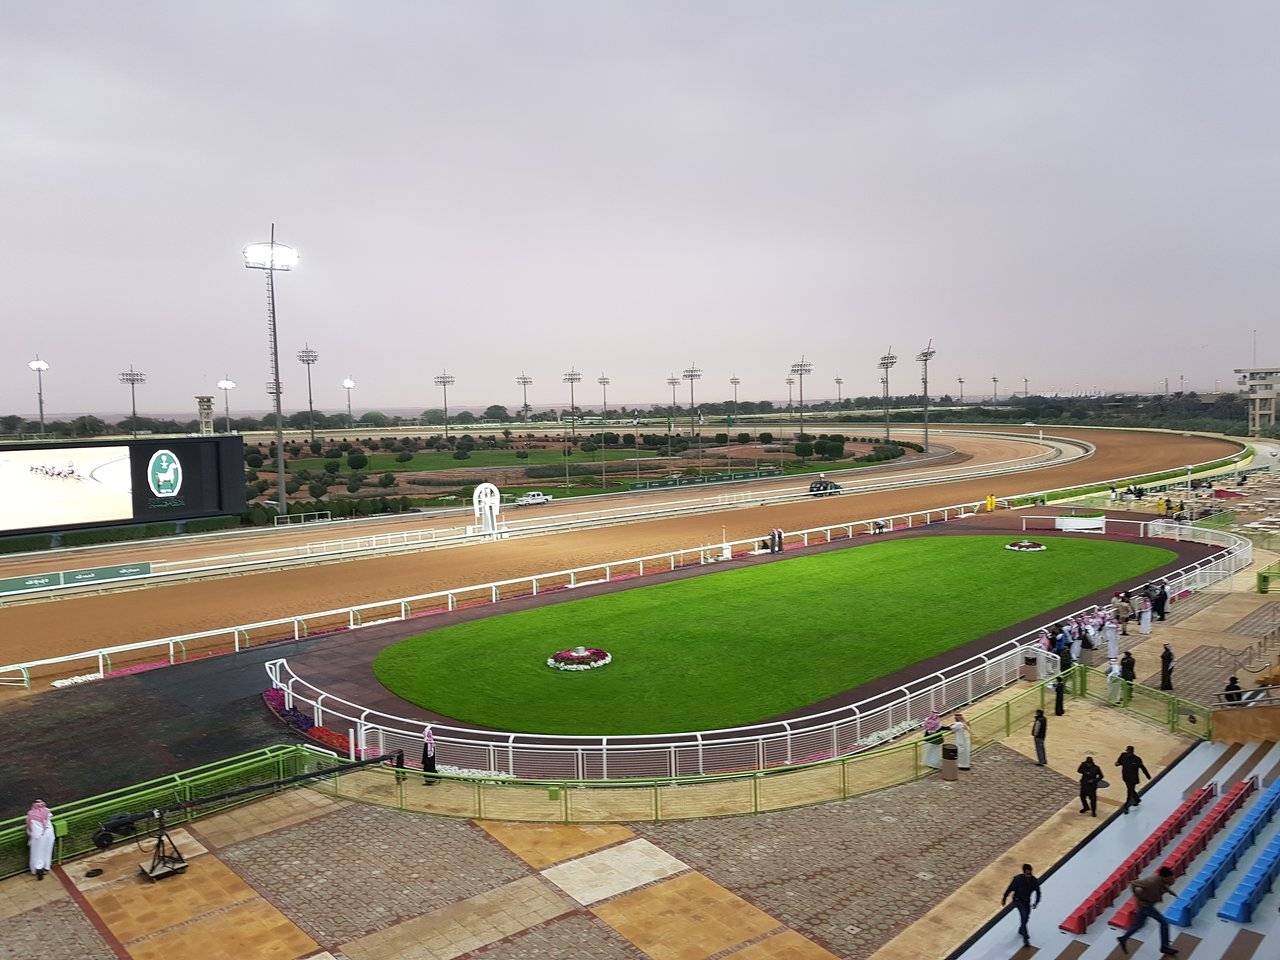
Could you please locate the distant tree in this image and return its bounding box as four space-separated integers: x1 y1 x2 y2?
824 439 845 459
737 432 751 444
421 409 446 425
70 415 109 437
759 432 774 444
515 449 529 459
378 472 396 488
346 480 362 493
501 428 512 440
0 415 23 433
484 405 510 421
580 440 598 453
794 441 814 459
245 452 264 468
394 450 413 463
309 440 323 455
452 449 471 460
346 451 368 470
359 411 391 426
454 410 476 424
323 459 341 473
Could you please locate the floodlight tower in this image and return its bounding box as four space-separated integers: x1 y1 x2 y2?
118 366 147 438
991 376 999 403
682 364 702 437
216 377 236 432
296 345 320 442
785 376 795 415
877 347 898 443
242 224 298 516
916 340 936 453
729 376 741 426
27 357 49 434
516 373 534 422
834 376 843 405
597 375 610 420
434 371 455 438
958 377 965 403
1023 376 1029 398
666 375 680 434
597 375 611 489
562 369 582 438
341 377 356 425
790 358 813 439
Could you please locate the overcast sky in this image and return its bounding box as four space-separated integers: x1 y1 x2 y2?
3 1 1277 417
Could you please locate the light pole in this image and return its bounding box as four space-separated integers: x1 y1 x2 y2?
785 376 794 418
790 358 812 441
296 345 319 442
834 376 843 405
958 377 965 403
563 369 582 438
1023 376 1029 398
434 371 455 438
666 375 680 436
729 376 740 428
916 340 935 453
991 377 999 403
118 366 146 438
242 224 299 516
27 357 49 434
216 378 236 433
341 377 356 425
597 375 610 489
516 373 533 422
682 364 702 438
878 348 897 443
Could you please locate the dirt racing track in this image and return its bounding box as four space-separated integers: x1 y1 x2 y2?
0 427 1241 679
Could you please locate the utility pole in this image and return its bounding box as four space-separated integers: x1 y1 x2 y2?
878 348 897 443
916 341 935 453
516 373 533 422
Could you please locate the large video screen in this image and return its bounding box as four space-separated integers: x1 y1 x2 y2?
0 446 134 532
0 437 245 537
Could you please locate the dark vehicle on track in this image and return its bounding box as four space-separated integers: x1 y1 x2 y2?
808 477 842 497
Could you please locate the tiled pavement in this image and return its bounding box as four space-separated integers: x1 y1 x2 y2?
0 741 1073 960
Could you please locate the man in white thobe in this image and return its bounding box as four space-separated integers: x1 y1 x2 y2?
27 800 54 880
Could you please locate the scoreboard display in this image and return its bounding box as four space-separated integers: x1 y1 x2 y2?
0 436 245 536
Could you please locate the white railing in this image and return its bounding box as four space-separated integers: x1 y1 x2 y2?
274 510 333 526
259 524 1251 781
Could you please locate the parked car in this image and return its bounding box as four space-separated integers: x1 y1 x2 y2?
808 477 842 497
514 491 554 506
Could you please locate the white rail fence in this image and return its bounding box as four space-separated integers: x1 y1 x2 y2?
261 524 1251 781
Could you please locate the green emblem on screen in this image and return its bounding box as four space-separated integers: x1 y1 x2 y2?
147 450 183 498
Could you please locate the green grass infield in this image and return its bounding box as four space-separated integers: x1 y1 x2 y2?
373 535 1175 735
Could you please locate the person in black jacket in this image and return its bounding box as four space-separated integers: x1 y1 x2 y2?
1116 745 1151 813
1120 651 1137 705
1152 583 1169 621
1159 644 1175 691
1031 709 1048 766
1053 675 1066 716
1001 863 1042 948
1223 676 1243 704
1078 756 1103 816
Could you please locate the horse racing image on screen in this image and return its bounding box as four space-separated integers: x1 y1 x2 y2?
0 446 134 533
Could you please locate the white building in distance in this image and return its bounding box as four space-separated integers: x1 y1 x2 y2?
1235 366 1280 435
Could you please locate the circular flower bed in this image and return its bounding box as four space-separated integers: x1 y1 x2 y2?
1005 540 1047 552
547 646 612 672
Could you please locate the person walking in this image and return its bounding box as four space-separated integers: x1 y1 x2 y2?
1053 675 1066 716
1112 593 1134 636
1031 709 1048 766
1104 613 1121 660
1116 745 1151 813
26 801 54 880
1107 659 1125 705
1120 651 1137 705
1078 756 1104 816
1001 863 1042 948
422 726 438 786
1138 597 1154 636
1159 644 1175 691
1117 866 1178 956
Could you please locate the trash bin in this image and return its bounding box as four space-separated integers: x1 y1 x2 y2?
941 744 959 781
1020 654 1038 681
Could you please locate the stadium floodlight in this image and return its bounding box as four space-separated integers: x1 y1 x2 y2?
789 358 813 442
1023 376 1030 398
957 377 965 403
216 378 237 433
27 357 49 435
597 375 610 489
729 376 740 426
681 365 702 438
341 377 356 425
516 373 534 422
296 346 320 442
118 366 147 438
562 369 582 438
877 348 897 443
834 376 843 405
666 375 680 434
991 376 999 403
916 340 936 453
433 371 455 437
242 224 298 515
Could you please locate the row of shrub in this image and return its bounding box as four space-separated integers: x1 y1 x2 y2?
0 514 241 555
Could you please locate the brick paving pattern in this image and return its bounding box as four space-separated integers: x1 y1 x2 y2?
1225 601 1280 637
466 913 646 959
219 804 529 944
1140 645 1245 706
1164 591 1226 623
0 898 116 960
634 744 1072 958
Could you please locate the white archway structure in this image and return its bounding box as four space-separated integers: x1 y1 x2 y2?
471 482 502 536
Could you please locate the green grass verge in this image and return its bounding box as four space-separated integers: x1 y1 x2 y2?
287 448 656 474
374 535 1175 735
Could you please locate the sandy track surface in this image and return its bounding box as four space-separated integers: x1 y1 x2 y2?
0 433 1042 577
0 428 1237 666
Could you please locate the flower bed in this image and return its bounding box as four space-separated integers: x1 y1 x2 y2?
263 688 349 754
547 646 612 671
1005 540 1047 552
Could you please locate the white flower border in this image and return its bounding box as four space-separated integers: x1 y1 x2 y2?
547 651 613 672
1005 540 1047 552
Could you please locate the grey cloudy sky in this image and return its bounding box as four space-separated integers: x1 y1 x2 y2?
3 1 1276 417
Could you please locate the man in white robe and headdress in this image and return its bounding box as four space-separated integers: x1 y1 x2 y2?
27 800 54 880
951 712 971 770
1104 613 1120 661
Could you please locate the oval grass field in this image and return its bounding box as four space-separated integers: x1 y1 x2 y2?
373 535 1175 735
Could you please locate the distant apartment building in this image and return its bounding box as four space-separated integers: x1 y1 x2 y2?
1235 366 1280 435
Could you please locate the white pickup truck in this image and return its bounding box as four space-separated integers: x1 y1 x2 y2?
514 491 554 506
